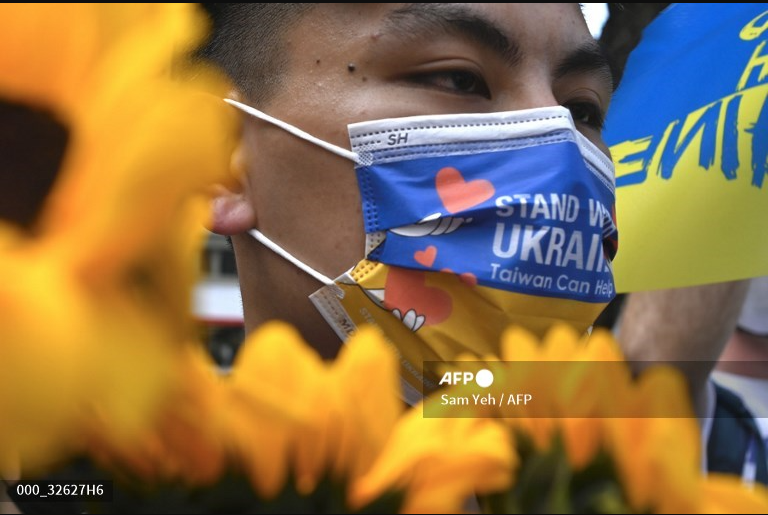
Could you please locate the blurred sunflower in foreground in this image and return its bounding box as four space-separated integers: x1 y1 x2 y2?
0 3 237 472
84 323 511 514
432 325 768 514
66 323 768 514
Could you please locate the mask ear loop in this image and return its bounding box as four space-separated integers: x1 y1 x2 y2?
249 229 335 286
226 98 356 288
224 99 360 164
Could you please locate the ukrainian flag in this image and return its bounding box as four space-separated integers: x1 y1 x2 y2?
604 3 768 292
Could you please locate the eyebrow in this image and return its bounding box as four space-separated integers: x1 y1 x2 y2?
555 41 614 91
384 3 522 67
384 3 613 90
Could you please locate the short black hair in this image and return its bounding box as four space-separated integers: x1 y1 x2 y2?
200 3 314 105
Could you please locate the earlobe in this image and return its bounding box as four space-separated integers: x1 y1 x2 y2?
208 142 256 235
209 187 257 235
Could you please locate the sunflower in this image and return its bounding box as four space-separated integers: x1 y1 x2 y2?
431 324 768 514
84 322 512 513
86 344 228 486
0 3 237 472
228 322 512 513
698 474 768 514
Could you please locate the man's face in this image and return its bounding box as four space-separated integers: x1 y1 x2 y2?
228 3 613 357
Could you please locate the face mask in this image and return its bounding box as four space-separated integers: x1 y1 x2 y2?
226 99 618 404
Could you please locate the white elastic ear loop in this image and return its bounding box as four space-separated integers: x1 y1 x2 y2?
248 229 335 286
224 98 360 164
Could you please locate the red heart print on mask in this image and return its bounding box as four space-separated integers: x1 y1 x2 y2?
384 268 452 326
414 245 437 268
460 272 478 287
441 268 477 287
435 166 495 214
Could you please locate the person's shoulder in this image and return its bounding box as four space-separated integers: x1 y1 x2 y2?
707 382 768 485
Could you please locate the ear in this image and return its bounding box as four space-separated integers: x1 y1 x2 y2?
208 143 256 235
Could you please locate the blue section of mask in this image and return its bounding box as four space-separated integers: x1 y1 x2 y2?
357 138 617 303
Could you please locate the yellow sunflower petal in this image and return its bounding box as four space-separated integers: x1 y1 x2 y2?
698 474 768 514
0 251 90 469
86 346 226 485
500 325 541 362
559 417 604 470
0 4 99 118
226 322 327 499
541 323 582 361
604 368 699 512
606 416 700 513
0 4 209 121
327 327 404 484
351 406 513 513
583 328 626 362
45 83 235 279
0 3 236 474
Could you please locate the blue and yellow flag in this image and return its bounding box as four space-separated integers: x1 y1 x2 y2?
605 4 768 292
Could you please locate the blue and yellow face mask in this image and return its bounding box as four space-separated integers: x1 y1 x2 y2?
227 99 618 404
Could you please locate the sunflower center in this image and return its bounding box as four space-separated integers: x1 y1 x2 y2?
0 100 68 229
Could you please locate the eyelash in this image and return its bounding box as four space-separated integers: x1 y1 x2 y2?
407 70 605 129
563 101 605 130
409 70 492 99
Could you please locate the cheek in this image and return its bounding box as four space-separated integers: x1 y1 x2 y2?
576 127 612 161
593 137 612 161
243 122 367 273
602 142 612 163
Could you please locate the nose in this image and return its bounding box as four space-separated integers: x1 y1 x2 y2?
492 70 612 157
494 73 559 112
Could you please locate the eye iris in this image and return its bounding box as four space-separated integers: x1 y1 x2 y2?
567 102 604 129
452 71 476 92
574 104 591 122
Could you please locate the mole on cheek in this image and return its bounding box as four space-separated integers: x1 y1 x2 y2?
347 63 356 72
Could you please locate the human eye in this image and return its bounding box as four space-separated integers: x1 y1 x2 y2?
563 100 605 130
408 69 491 99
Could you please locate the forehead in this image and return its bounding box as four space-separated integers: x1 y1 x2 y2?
382 4 588 41
297 3 591 55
